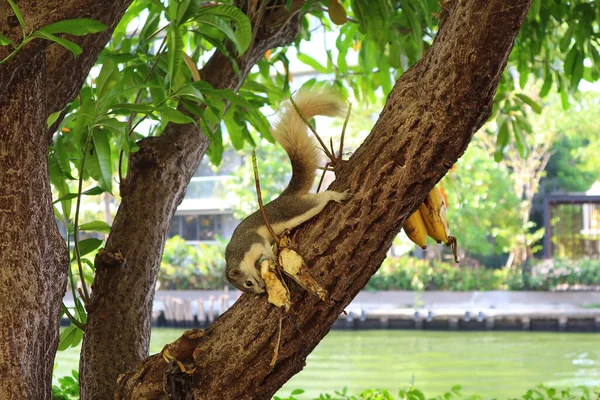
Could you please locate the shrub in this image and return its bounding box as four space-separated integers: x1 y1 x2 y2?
158 236 227 290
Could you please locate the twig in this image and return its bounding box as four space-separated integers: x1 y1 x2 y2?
73 132 92 305
340 100 352 161
61 303 85 331
316 161 331 193
252 150 280 246
270 309 284 367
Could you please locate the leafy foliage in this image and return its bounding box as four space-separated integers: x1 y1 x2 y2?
275 384 599 400
158 236 227 290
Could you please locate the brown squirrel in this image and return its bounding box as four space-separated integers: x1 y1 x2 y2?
225 89 350 294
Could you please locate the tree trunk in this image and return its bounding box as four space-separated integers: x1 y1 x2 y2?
0 1 136 397
80 3 306 398
0 49 69 399
115 0 531 399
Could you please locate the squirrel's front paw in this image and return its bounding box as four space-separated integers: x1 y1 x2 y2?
330 190 352 203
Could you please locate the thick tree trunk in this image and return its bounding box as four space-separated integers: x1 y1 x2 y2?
80 3 305 398
115 0 531 399
0 1 134 397
0 50 69 399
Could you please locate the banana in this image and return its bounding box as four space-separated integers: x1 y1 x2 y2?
419 185 459 262
403 210 428 249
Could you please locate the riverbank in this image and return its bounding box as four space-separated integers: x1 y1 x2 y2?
63 290 600 331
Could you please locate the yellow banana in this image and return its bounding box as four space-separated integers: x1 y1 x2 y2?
419 185 459 262
403 209 428 249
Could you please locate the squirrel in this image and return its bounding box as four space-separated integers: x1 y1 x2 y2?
225 88 350 294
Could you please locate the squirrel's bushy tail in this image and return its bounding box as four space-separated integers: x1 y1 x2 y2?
273 88 344 196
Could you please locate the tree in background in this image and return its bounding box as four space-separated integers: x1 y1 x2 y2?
3 0 600 398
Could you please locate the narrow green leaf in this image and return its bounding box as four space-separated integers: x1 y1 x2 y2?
195 14 244 55
96 62 119 99
0 33 14 46
92 129 113 194
82 186 105 196
7 0 25 31
193 4 252 54
159 107 195 124
47 109 63 128
496 118 510 149
224 113 245 150
43 18 106 36
539 73 553 98
52 192 79 205
176 84 205 101
58 325 80 351
515 93 542 114
79 221 111 233
54 136 75 180
32 30 82 58
110 103 154 114
73 297 87 324
297 53 330 74
570 50 584 91
77 238 103 258
166 25 183 86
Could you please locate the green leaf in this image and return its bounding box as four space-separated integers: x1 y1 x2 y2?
515 93 542 114
58 324 83 351
77 238 103 258
195 14 245 56
496 118 510 149
167 25 184 86
290 389 305 395
7 0 25 31
31 30 82 58
0 33 15 46
47 109 63 128
110 103 155 114
192 4 252 54
54 136 75 180
82 186 105 196
570 50 584 91
297 53 330 74
224 112 245 150
539 72 553 98
96 61 119 100
79 221 111 234
399 0 422 58
176 84 205 102
73 297 87 324
159 107 196 124
92 129 113 193
52 192 79 205
43 18 106 36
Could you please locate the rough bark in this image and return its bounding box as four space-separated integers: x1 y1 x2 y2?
80 2 305 398
115 0 531 399
0 48 69 400
0 1 135 397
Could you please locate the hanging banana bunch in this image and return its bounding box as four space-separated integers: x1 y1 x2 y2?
403 184 459 263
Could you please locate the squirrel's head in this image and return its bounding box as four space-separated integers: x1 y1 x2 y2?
225 244 266 294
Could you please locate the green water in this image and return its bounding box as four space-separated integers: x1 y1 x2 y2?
54 330 600 398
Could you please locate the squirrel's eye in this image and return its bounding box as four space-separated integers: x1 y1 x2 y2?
245 280 253 287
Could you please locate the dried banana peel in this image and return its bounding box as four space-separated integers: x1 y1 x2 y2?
278 235 329 302
260 259 291 311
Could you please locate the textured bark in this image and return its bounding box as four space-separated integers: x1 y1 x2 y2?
80 2 305 398
115 0 531 398
0 49 68 400
0 1 135 397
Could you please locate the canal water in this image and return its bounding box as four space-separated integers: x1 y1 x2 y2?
54 329 600 398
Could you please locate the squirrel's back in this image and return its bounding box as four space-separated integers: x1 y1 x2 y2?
272 89 344 196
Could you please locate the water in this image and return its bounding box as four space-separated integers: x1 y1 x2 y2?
54 330 600 398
